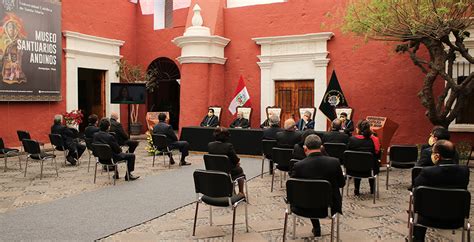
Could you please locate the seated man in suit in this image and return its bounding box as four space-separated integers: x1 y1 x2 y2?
84 114 100 139
296 111 315 131
260 111 274 128
412 140 469 242
339 112 354 136
200 108 219 127
416 127 457 167
262 115 282 140
322 118 349 144
51 114 86 166
229 111 250 129
93 118 139 181
208 127 246 195
276 118 302 148
153 113 191 166
290 134 345 237
109 112 139 153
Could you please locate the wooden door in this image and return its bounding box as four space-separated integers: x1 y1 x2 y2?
275 80 314 125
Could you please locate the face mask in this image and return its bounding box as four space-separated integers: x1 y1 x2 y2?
428 136 435 146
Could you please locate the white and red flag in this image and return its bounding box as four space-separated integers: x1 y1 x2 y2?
228 75 252 115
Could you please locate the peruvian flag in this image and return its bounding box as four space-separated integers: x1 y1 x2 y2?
228 76 252 115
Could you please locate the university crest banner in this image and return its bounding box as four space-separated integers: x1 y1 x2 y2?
318 70 348 120
0 0 62 101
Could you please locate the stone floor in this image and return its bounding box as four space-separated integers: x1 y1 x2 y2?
103 165 474 241
1 141 473 241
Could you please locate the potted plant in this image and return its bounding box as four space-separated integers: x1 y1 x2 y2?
63 109 83 130
116 59 156 135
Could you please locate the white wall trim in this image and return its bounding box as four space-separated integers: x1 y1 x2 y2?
227 0 286 8
253 32 334 131
63 31 124 119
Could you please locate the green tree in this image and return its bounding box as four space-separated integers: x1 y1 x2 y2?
344 0 473 127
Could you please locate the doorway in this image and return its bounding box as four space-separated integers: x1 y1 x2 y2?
78 68 106 131
275 80 314 124
147 57 181 130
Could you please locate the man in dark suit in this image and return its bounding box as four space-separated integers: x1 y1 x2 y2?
84 114 100 139
339 112 354 136
93 118 139 181
200 108 219 127
290 134 345 237
110 112 139 153
276 118 302 148
296 111 315 131
262 115 282 140
51 115 86 166
229 112 250 128
412 140 469 241
322 119 349 144
416 127 456 167
152 113 191 166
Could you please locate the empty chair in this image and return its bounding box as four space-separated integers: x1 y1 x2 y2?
92 143 128 185
409 186 471 242
261 139 277 178
0 137 21 172
192 169 248 241
151 134 180 168
203 154 249 202
17 130 44 152
283 178 339 242
407 167 423 228
22 139 58 179
49 134 69 166
271 147 293 192
323 143 347 164
343 150 379 204
386 145 418 189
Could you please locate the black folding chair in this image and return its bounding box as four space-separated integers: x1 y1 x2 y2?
283 178 339 242
92 143 128 185
0 137 21 172
386 145 418 189
151 134 180 168
49 134 69 166
409 186 471 242
22 139 58 179
17 130 44 152
271 147 293 192
204 154 249 202
323 143 346 165
192 169 249 242
84 138 94 172
343 150 379 204
261 139 277 178
407 167 423 228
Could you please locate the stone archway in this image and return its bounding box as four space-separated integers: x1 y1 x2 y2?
147 57 181 129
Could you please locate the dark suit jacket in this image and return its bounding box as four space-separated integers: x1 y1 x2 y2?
230 118 249 128
153 122 178 144
262 127 282 140
260 118 270 128
84 124 100 139
276 130 302 148
347 135 380 174
322 131 349 144
292 143 306 160
110 118 129 145
416 146 460 167
51 124 75 147
296 119 315 131
200 115 219 127
92 131 122 155
414 160 469 189
208 141 240 167
290 152 345 214
342 119 354 136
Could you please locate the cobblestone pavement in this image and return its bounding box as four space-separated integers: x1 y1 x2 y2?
0 141 200 214
103 167 474 242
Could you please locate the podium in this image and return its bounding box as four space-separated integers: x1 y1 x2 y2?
366 116 399 164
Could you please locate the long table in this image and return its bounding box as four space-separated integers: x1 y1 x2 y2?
180 126 263 155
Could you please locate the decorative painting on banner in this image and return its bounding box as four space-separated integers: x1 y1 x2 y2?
0 0 61 101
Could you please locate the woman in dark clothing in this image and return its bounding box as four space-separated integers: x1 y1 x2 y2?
347 119 381 195
208 127 246 195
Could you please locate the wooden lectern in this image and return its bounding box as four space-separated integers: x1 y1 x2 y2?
366 116 399 164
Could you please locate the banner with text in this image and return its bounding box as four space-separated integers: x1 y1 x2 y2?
0 0 61 101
